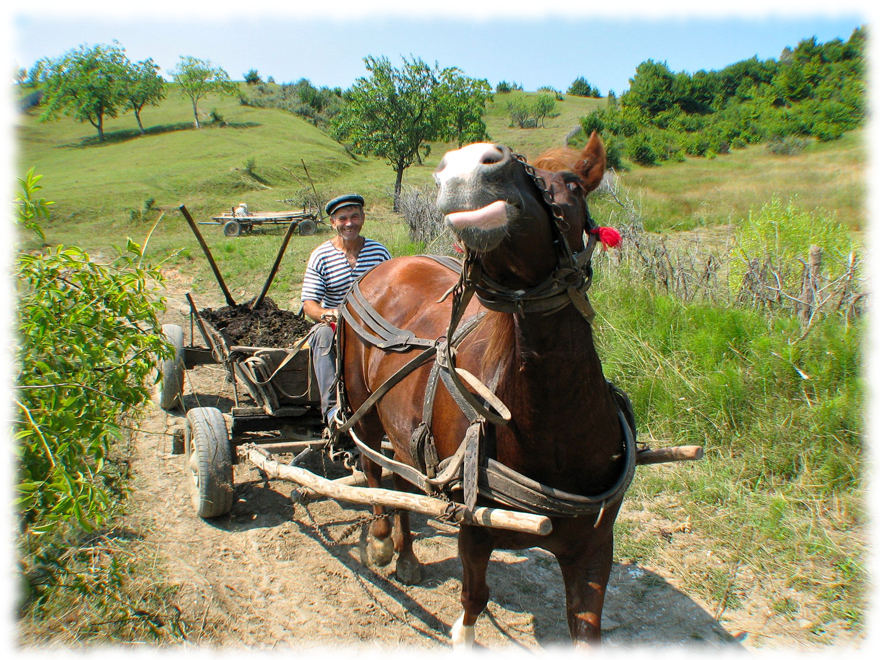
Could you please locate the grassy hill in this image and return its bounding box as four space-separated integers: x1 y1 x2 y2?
14 85 865 304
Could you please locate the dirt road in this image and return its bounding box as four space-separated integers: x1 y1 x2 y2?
127 291 849 652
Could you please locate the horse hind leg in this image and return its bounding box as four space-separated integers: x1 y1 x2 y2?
358 433 394 567
451 524 493 649
390 473 422 585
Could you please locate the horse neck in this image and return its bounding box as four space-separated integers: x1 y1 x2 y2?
481 306 623 487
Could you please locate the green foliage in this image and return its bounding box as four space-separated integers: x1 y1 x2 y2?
332 55 490 209
243 78 345 129
437 68 493 147
170 56 238 129
14 170 171 535
588 27 866 167
244 69 261 84
495 80 522 93
506 93 556 129
39 42 130 142
567 76 601 97
122 58 165 135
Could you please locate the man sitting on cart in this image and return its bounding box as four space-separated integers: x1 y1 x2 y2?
301 194 391 427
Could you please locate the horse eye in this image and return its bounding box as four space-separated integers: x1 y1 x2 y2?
566 181 582 193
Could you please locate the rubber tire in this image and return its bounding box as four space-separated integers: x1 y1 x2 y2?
223 220 242 237
184 407 234 518
154 324 185 410
298 219 317 236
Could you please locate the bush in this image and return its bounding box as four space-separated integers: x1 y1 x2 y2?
625 132 659 166
495 80 522 93
766 135 809 155
15 169 179 639
395 183 452 252
15 169 171 535
567 76 600 97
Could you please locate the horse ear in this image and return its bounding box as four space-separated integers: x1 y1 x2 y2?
573 131 606 193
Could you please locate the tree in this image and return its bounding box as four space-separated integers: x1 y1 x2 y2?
622 60 676 114
244 69 261 84
40 43 129 142
170 56 238 128
437 68 491 147
567 76 600 97
533 93 556 127
123 58 165 135
332 56 441 210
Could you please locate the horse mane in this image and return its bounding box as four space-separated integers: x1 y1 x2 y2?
530 146 582 173
479 311 516 379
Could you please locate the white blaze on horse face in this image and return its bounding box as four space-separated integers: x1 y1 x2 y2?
435 143 509 231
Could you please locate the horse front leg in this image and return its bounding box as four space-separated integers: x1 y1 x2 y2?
451 524 494 650
556 528 615 647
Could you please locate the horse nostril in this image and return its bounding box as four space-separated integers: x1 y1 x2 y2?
480 145 504 164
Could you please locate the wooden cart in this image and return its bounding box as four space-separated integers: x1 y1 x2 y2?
202 207 321 237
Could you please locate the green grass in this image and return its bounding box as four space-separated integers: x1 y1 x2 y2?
602 130 867 233
590 256 865 635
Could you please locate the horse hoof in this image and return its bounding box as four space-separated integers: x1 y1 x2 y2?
395 556 422 585
450 613 475 650
367 536 394 567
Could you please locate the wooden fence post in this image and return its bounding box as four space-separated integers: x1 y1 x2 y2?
799 245 822 323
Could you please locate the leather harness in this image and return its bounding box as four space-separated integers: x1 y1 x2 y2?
330 155 637 523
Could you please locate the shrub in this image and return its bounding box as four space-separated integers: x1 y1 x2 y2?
395 183 452 252
15 169 179 639
625 132 659 166
567 76 600 97
15 168 171 534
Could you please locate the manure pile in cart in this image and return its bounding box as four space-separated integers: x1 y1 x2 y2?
201 297 313 348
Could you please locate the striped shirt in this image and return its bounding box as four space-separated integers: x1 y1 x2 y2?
301 239 391 309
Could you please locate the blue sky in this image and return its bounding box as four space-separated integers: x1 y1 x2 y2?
8 2 869 97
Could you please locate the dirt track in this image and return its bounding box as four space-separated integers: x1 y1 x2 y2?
128 289 853 652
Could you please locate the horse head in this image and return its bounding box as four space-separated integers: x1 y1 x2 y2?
434 131 607 288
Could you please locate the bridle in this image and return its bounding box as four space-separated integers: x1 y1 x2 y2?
444 152 600 329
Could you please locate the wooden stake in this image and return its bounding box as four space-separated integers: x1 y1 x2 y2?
252 217 300 309
179 204 236 307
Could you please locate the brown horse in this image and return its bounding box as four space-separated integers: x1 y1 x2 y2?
338 132 630 647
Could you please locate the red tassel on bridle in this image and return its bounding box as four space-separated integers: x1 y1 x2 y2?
590 226 622 250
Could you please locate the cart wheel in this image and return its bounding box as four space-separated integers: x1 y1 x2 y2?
298 219 317 236
184 407 233 518
153 324 185 411
223 220 242 237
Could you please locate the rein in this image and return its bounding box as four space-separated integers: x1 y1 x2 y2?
332 153 636 523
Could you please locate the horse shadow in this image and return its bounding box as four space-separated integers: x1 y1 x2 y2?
211 462 741 650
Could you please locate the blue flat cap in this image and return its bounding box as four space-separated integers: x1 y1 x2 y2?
326 194 365 216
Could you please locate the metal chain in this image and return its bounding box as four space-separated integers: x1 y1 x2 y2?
511 152 569 229
293 494 402 548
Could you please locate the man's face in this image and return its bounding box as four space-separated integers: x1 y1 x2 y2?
331 205 365 240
